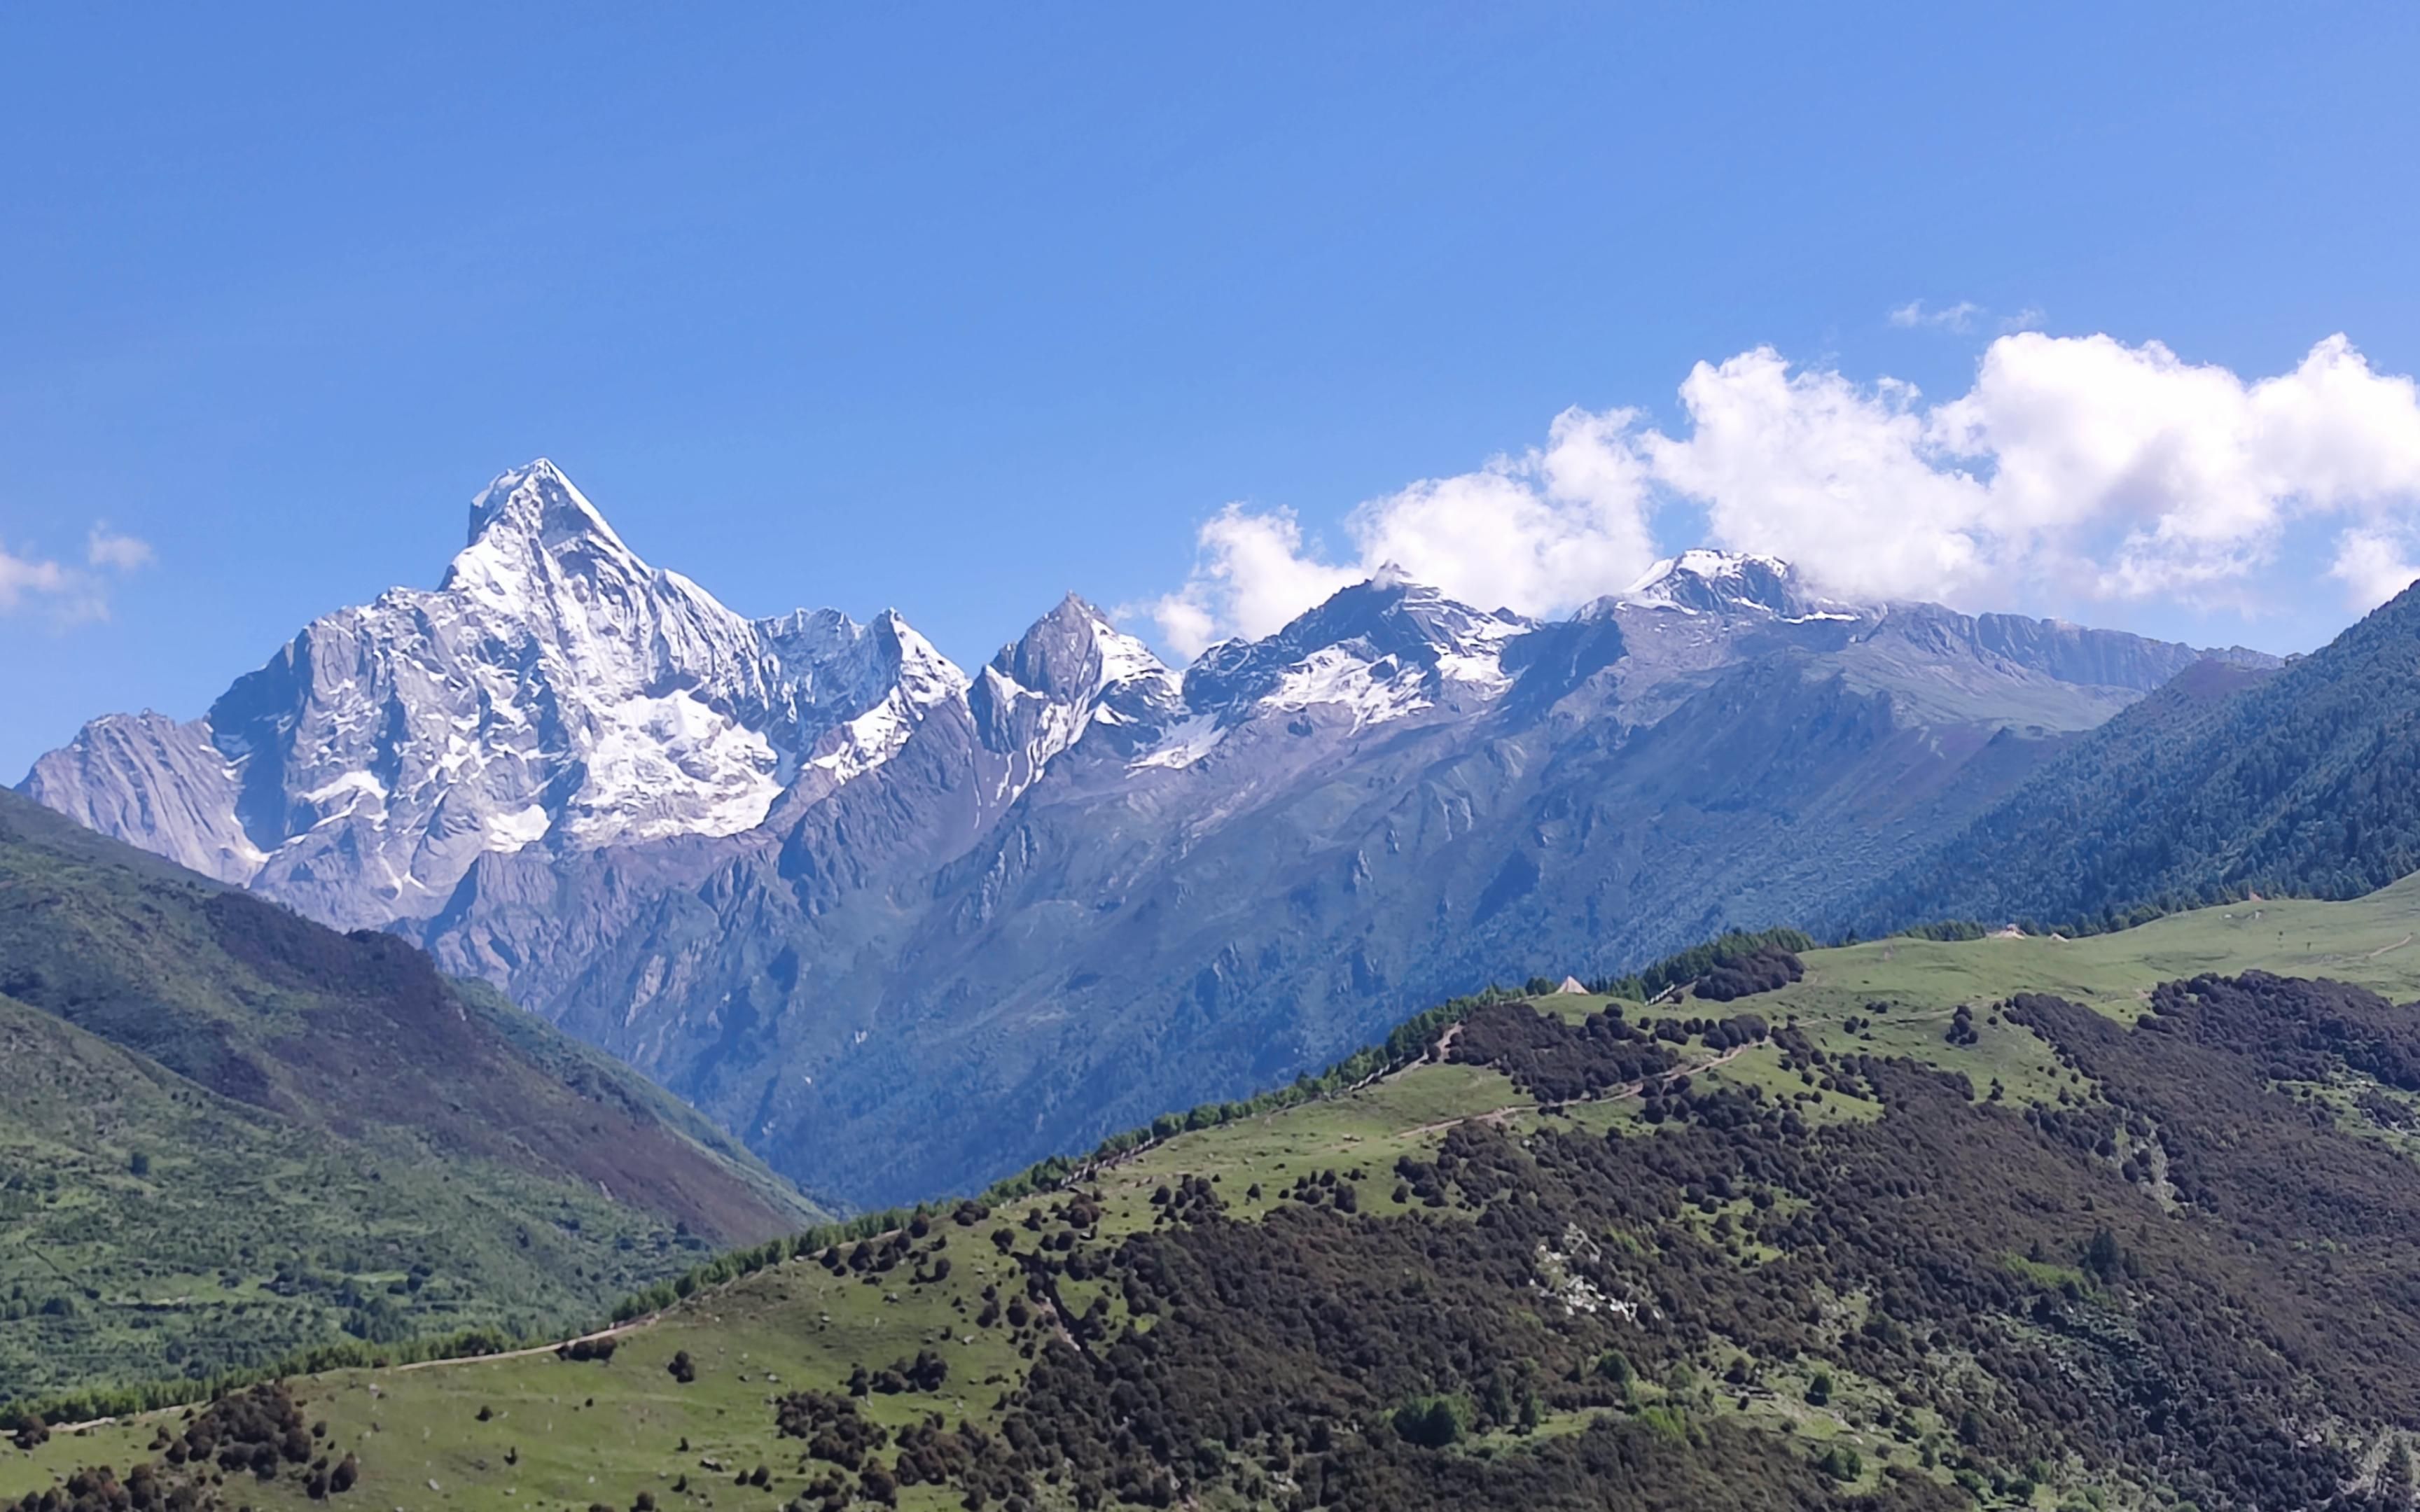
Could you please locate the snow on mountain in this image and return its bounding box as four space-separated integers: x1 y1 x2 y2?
1610 549 1858 620
20 464 2290 1207
27 460 969 929
27 468 2246 942
1178 573 1528 734
972 594 1188 792
775 608 971 791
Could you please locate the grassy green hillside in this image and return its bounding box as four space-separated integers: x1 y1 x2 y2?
15 878 2420 1511
0 788 821 1405
0 995 730 1401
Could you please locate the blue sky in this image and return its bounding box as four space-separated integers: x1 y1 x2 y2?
5 4 2419 776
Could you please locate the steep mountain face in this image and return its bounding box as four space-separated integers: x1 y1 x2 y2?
0 783 819 1399
0 785 814 1240
1852 577 2420 934
22 463 2274 1205
25 461 964 930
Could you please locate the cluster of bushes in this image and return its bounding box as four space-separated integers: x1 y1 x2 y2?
16 1384 361 1512
773 1391 887 1469
847 1350 946 1396
836 969 2420 1511
1452 1000 1676 1102
1690 944 1802 1002
1587 928 1816 1002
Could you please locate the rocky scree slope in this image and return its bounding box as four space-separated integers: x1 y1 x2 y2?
24 463 2272 1205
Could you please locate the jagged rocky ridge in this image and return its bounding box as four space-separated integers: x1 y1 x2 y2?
25 463 968 928
24 461 2275 1204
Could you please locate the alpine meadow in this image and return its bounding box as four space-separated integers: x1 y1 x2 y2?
9 8 2420 1511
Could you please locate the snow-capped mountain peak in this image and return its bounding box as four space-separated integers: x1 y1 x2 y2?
26 461 982 928
463 457 633 553
759 606 970 734
865 608 973 709
440 456 681 626
1619 550 1798 612
1178 572 1526 734
990 594 1178 705
972 597 1185 785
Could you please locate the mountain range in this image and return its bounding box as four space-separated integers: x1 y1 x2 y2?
22 461 2279 1205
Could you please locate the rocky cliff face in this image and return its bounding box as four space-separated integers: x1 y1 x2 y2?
22 462 2278 1204
29 461 966 929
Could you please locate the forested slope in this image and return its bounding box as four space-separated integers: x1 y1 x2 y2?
0 787 819 1401
1853 579 2420 934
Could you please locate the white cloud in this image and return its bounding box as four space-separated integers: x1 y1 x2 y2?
2330 528 2420 610
0 521 155 624
1654 332 2420 610
0 546 71 613
1889 299 2045 336
1149 330 2420 655
1146 506 1361 656
1642 349 1992 601
1926 332 2420 603
86 524 154 572
1889 299 1984 332
1148 407 1660 654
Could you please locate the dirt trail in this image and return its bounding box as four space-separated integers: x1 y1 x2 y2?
42 1318 669 1434
2367 932 2414 960
389 1320 653 1373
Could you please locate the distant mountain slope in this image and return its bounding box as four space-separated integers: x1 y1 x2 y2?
1852 580 2420 935
22 462 2276 1207
0 993 694 1404
0 785 819 1401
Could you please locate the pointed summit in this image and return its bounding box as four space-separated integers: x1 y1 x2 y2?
1249 572 1524 670
465 458 633 552
1615 550 1811 617
1181 573 1526 723
968 596 1183 780
990 594 1173 705
443 458 665 611
868 608 973 710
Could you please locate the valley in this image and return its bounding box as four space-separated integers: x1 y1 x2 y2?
1858 578 2420 937
18 463 2283 1206
13 20 2412 1512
